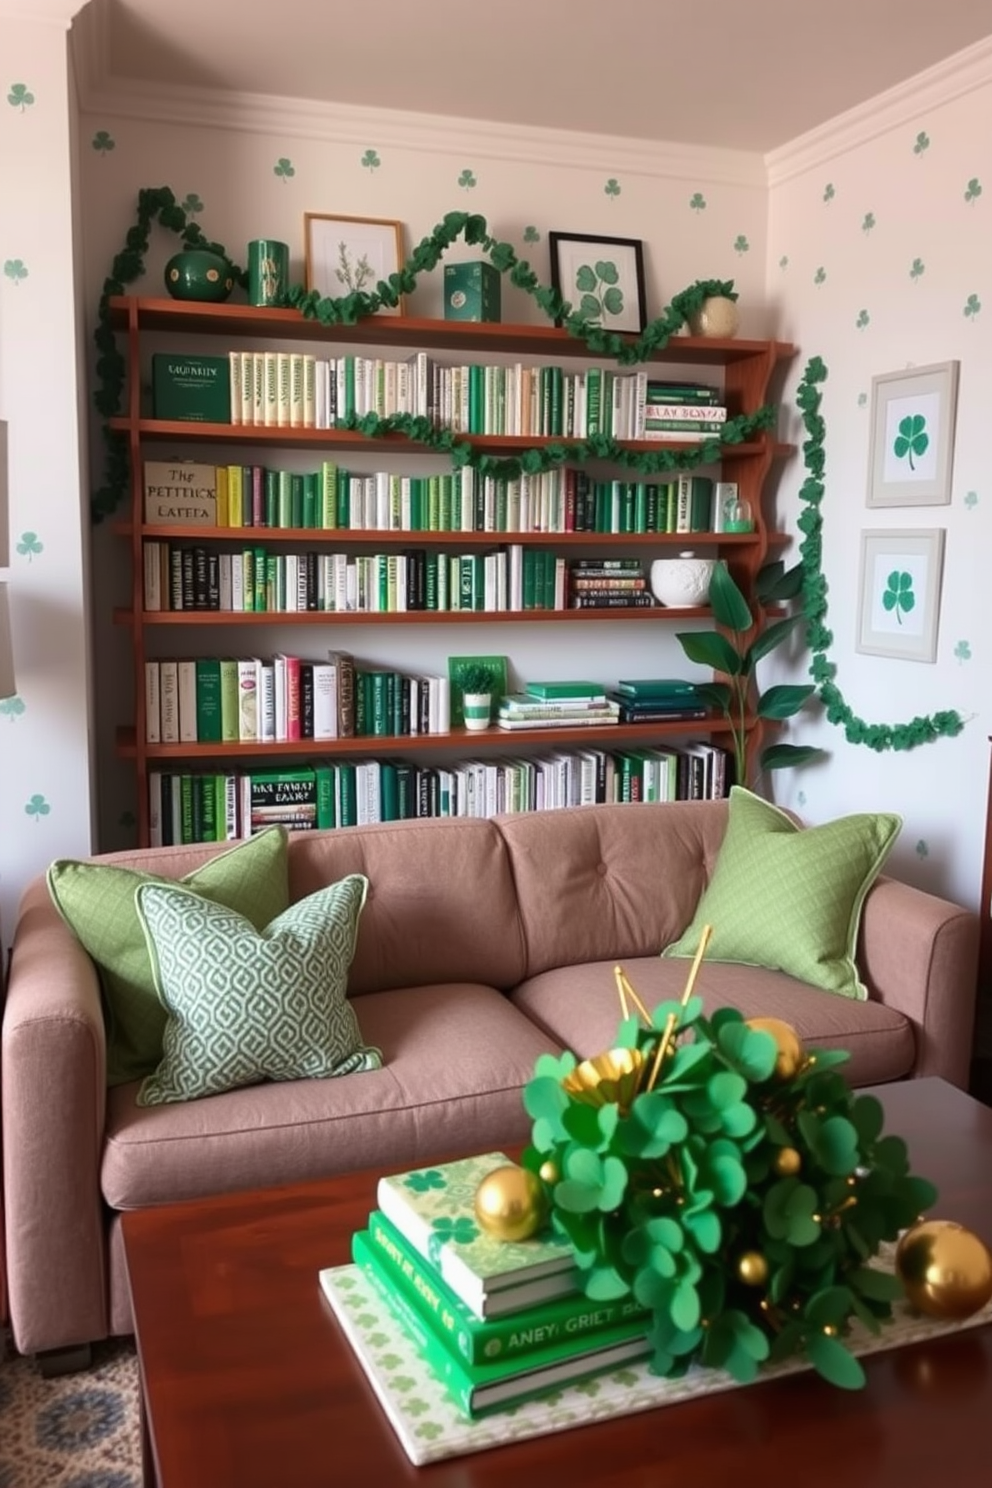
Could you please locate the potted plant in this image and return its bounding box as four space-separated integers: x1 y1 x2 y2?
674 559 825 789
457 661 500 731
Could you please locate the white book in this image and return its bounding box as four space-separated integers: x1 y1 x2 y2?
259 662 276 743
143 542 162 612
273 654 288 742
159 660 179 743
252 351 265 426
312 662 338 740
276 353 292 428
144 662 161 743
218 553 233 611
221 774 239 841
290 353 305 429
284 554 299 613
177 659 197 742
314 358 326 429
240 352 255 426
237 657 260 742
231 556 245 612
229 352 242 426
147 771 163 848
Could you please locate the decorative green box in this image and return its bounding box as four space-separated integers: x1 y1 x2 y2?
152 353 231 423
443 262 501 323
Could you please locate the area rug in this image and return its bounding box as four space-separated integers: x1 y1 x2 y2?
0 1332 141 1488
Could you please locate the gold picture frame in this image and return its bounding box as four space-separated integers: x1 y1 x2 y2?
303 213 406 317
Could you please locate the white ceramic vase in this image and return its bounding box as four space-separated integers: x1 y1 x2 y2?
688 295 740 339
462 693 492 731
649 553 716 607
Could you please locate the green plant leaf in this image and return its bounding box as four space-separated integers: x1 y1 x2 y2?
693 681 732 712
674 630 743 675
707 561 753 631
849 1266 905 1303
747 612 803 664
850 1094 884 1145
757 683 816 720
756 560 805 603
805 1331 866 1390
759 743 826 770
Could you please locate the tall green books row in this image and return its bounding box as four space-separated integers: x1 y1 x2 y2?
148 741 730 844
144 653 449 746
347 1152 651 1418
143 544 663 615
161 346 726 442
146 458 731 537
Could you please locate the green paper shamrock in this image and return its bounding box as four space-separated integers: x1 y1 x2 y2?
893 413 928 470
779 255 789 269
361 149 381 172
823 183 835 202
574 259 624 325
733 234 749 254
25 793 50 821
916 839 929 857
8 83 34 110
964 293 982 319
954 640 972 661
458 169 477 189
0 696 24 720
4 259 27 285
180 193 203 216
965 177 982 203
16 531 42 560
881 570 915 623
862 212 876 232
92 130 115 153
913 131 930 155
857 392 867 407
689 192 706 212
965 490 978 508
909 257 925 281
273 157 295 181
604 178 621 198
523 225 540 242
856 308 870 328
814 267 826 284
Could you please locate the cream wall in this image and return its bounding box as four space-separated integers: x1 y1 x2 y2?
74 95 769 852
765 50 992 924
0 4 94 949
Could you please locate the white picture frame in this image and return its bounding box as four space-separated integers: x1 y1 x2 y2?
856 528 945 663
303 214 405 316
866 360 959 507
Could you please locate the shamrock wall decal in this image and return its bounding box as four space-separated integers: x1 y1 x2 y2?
7 83 34 110
25 794 51 821
273 158 295 182
964 178 982 203
92 130 115 154
361 149 381 172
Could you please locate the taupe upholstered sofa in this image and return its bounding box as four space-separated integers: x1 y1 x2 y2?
1 800 979 1364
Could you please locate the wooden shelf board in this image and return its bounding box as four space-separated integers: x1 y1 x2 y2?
114 522 791 548
116 718 747 761
108 297 796 365
115 607 712 627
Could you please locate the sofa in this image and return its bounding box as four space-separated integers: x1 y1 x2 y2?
0 799 979 1365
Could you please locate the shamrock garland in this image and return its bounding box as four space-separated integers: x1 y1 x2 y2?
794 357 964 748
523 994 936 1390
90 193 965 753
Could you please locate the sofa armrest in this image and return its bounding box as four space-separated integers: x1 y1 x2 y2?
1 882 109 1354
858 875 979 1088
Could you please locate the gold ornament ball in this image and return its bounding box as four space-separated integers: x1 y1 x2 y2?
746 1017 805 1081
538 1159 560 1186
474 1165 549 1243
895 1220 992 1320
773 1146 802 1177
736 1250 769 1287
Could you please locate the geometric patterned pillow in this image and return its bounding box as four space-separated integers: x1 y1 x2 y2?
135 873 381 1106
662 786 901 1001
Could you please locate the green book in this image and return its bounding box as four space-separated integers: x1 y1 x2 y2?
312 761 335 830
152 353 231 423
364 1210 648 1367
218 659 240 742
376 1151 576 1318
616 678 699 698
194 658 222 743
525 681 606 701
351 1242 650 1419
336 761 358 827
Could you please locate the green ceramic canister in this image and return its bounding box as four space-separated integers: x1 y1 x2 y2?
248 239 290 307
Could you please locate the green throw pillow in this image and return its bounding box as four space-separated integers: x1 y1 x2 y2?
47 828 290 1087
663 787 901 1000
135 873 380 1106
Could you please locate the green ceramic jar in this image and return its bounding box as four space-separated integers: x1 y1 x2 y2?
164 249 234 302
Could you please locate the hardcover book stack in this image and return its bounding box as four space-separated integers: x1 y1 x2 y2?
496 680 619 732
641 380 727 442
607 677 709 725
339 1152 651 1418
567 557 655 610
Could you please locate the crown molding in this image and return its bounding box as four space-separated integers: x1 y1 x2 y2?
71 11 765 190
767 34 992 186
0 0 85 22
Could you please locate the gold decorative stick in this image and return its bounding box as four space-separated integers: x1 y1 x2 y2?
646 924 713 1093
617 966 653 1028
613 964 630 1021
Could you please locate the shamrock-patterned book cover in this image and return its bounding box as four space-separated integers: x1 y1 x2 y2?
375 1152 575 1314
320 1261 992 1468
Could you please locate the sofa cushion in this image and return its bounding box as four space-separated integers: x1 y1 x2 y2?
496 800 728 978
663 788 901 1000
510 957 916 1089
47 826 289 1087
136 874 377 1106
102 983 562 1209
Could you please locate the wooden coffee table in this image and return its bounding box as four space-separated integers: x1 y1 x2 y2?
123 1077 992 1487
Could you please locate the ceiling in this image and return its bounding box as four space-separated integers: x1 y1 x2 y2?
90 0 992 153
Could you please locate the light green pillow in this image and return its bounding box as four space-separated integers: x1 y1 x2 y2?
47 828 290 1087
135 873 380 1106
663 787 901 1000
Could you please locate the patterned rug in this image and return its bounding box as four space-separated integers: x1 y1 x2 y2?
0 1333 141 1488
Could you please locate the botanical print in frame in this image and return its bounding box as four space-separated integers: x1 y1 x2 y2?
866 361 959 507
303 214 405 316
548 232 646 334
856 528 945 663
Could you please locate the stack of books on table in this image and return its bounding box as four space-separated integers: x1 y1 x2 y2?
496 680 620 731
606 677 709 724
334 1151 652 1418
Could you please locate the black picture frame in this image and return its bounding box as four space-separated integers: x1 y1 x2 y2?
549 232 647 334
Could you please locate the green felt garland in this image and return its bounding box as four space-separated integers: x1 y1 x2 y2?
89 194 963 755
794 357 964 750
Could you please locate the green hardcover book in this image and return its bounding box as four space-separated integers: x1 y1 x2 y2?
376 1152 576 1317
312 761 336 830
152 353 231 423
263 467 278 528
364 1210 648 1368
320 461 338 528
350 1244 649 1419
379 761 399 822
616 678 700 698
179 774 195 844
276 469 292 528
525 681 606 701
290 473 305 529
302 472 318 529
199 773 218 841
218 658 240 742
335 761 358 827
253 546 267 611
194 658 222 743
